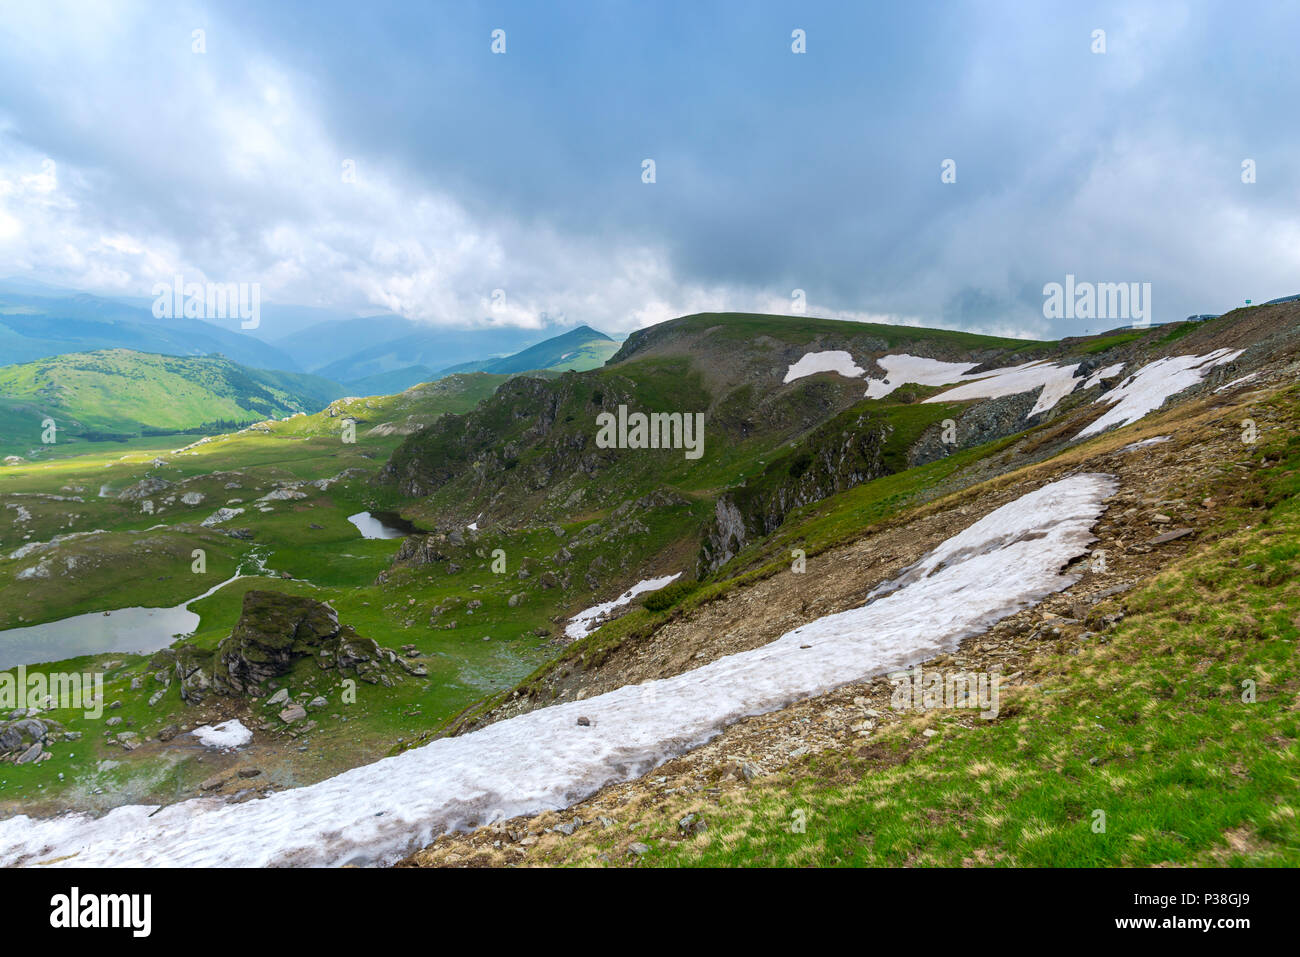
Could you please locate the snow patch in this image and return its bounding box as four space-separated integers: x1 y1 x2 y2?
783 351 866 384
191 719 252 749
1084 363 1126 389
921 360 1082 416
1121 436 1171 452
1076 350 1243 439
0 475 1116 868
566 574 683 641
866 354 1136 419
864 354 979 399
1215 372 1261 393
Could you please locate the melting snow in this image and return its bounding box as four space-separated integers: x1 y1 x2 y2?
1121 436 1171 452
1084 363 1126 389
191 720 253 749
864 354 1084 417
0 474 1115 867
565 574 683 641
1215 372 1260 393
921 360 1082 416
1076 349 1243 439
863 355 979 399
783 351 866 383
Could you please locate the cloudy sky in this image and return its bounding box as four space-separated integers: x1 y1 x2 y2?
0 0 1297 338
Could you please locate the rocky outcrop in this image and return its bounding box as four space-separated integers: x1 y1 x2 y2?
118 477 173 501
908 392 1040 467
149 591 417 704
213 591 345 693
699 410 890 572
0 715 65 763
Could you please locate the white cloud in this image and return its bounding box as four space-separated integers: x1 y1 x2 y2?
0 5 748 332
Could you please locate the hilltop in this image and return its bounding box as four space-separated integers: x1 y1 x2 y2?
438 325 618 377
0 349 350 456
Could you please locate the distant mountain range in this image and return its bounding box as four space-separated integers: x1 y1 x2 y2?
438 325 617 377
0 280 626 451
0 280 620 393
0 288 301 370
0 349 345 454
281 316 544 386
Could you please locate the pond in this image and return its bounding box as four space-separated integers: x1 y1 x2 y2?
0 556 264 670
347 510 418 539
0 605 203 671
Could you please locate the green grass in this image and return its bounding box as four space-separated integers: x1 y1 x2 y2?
446 425 1022 729
0 349 348 454
644 312 1045 352
530 391 1300 867
0 369 565 805
1078 330 1152 354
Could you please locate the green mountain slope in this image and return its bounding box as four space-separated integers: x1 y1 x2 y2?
0 349 348 454
439 325 618 376
378 312 1046 523
3 303 1295 843
0 291 301 370
369 313 1062 620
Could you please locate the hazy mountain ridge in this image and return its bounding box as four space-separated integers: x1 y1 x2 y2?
0 349 349 454
437 325 618 376
0 289 302 370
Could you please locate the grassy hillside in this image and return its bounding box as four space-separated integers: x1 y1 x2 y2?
344 365 439 396
3 306 1287 841
0 349 348 455
401 327 1299 869
610 312 1046 365
440 325 619 376
475 390 1300 867
0 368 560 809
375 313 1065 586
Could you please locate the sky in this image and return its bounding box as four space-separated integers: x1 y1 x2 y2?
0 0 1297 339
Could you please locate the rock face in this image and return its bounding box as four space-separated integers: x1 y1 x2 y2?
376 535 449 581
216 591 416 694
149 591 415 704
214 590 344 694
201 506 245 527
698 410 891 572
0 716 63 761
908 392 1039 467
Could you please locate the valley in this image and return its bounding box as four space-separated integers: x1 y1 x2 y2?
1 303 1296 867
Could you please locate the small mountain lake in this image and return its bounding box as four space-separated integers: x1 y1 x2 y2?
0 605 202 671
0 558 264 670
347 511 417 539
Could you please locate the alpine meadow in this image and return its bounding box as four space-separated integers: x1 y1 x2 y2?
0 0 1294 936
